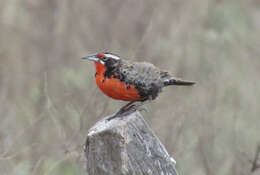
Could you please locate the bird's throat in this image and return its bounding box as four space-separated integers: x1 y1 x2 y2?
94 62 106 76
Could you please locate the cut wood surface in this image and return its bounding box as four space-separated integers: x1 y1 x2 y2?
85 111 178 175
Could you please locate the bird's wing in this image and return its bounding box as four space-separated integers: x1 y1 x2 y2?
120 61 163 86
119 61 165 100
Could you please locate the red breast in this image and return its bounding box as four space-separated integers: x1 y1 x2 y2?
94 62 141 101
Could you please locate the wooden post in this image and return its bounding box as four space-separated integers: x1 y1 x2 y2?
85 111 178 175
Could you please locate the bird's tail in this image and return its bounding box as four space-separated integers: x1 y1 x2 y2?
164 78 195 86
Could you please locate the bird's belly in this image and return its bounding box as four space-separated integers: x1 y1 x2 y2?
95 75 141 101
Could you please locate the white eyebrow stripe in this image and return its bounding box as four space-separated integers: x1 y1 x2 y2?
104 54 120 60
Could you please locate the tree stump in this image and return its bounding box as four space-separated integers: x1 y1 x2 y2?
85 111 178 175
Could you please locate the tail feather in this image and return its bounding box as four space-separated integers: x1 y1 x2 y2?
164 78 195 86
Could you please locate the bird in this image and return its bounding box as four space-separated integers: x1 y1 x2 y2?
82 52 195 120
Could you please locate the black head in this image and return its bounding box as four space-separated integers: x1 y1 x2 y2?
82 52 121 68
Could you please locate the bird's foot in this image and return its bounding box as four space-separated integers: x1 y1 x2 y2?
137 106 147 112
106 101 145 121
106 105 136 121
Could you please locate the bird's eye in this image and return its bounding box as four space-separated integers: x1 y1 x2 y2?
102 57 108 61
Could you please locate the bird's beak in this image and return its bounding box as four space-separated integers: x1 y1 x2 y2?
81 55 99 62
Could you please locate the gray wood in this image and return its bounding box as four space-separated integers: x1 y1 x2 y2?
85 111 178 175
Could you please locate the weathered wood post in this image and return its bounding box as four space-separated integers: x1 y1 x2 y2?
85 111 178 175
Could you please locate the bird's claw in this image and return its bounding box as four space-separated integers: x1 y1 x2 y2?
106 102 148 121
108 107 135 121
137 107 147 112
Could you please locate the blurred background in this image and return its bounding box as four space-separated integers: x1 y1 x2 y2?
1 0 260 174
